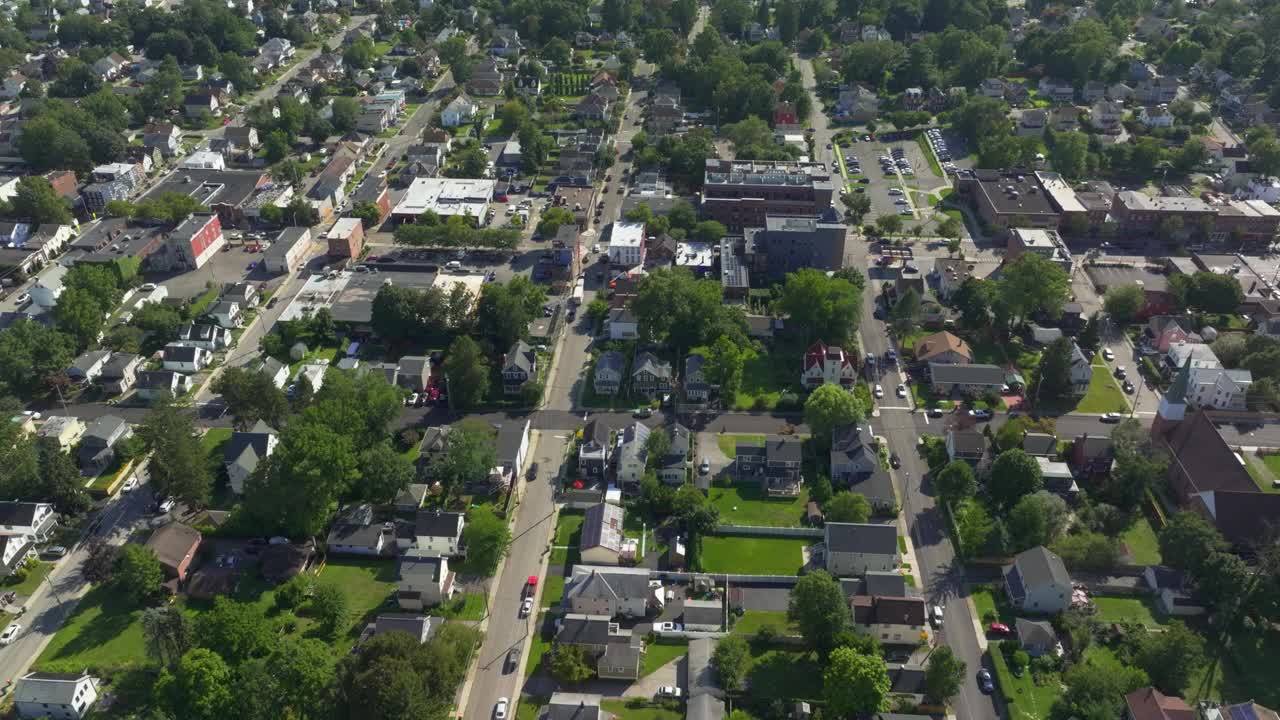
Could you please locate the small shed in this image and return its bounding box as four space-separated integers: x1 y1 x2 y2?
806 501 824 526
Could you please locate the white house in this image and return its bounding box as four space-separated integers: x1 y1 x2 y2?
413 510 465 556
0 502 59 543
441 95 478 127
207 300 243 329
561 565 652 618
608 307 638 340
1004 546 1072 614
397 550 453 610
1069 342 1093 396
1139 105 1174 128
161 344 212 374
614 421 650 487
29 264 69 308
14 671 99 720
580 502 626 565
608 221 646 267
800 340 858 389
223 421 278 495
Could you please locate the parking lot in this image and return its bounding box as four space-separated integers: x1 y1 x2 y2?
836 129 961 230
151 231 281 302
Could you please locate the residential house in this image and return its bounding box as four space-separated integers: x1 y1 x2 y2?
1146 316 1198 353
1015 618 1059 657
225 126 260 149
393 484 430 513
1004 83 1030 106
1139 105 1174 128
1070 433 1114 477
1068 342 1093 395
68 350 111 384
1017 109 1047 136
830 424 895 512
182 92 219 119
655 424 690 486
1022 432 1059 457
78 416 131 476
850 595 928 645
396 550 453 610
933 258 972 300
162 344 212 374
946 429 986 463
615 422 650 487
554 614 644 680
929 363 1007 395
736 436 803 497
135 371 192 402
544 693 610 720
682 598 724 632
593 350 626 398
143 123 182 157
1107 83 1134 102
37 416 85 453
979 78 1005 98
207 300 243 329
0 502 56 543
502 341 537 395
824 522 900 576
1143 566 1204 617
576 93 611 122
414 510 465 557
579 419 611 479
441 95 478 128
800 341 857 389
223 421 278 495
1136 77 1182 105
683 354 710 402
99 353 144 395
581 502 627 565
561 565 652 618
326 504 393 556
631 352 671 397
608 307 638 340
259 358 290 389
1004 545 1072 614
368 614 442 645
176 323 231 350
1037 77 1075 103
1091 100 1125 134
396 356 431 393
13 672 99 720
492 420 531 490
1049 106 1082 132
261 37 295 65
145 522 203 583
914 331 972 365
416 426 452 480
1124 687 1195 720
836 86 880 122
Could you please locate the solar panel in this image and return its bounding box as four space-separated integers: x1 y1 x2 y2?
1230 704 1259 720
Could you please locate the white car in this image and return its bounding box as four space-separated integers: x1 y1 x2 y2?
122 476 138 493
887 188 903 195
874 384 884 399
494 698 509 720
896 384 907 398
520 598 533 617
931 605 944 627
406 393 419 406
659 622 684 632
1102 348 1115 361
0 623 20 645
657 686 683 698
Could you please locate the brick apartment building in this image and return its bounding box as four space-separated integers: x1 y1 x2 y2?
701 159 836 231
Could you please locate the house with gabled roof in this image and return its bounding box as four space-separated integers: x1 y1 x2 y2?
223 421 278 495
824 522 899 576
801 341 857 389
561 565 652 618
14 671 99 719
631 351 671 397
502 341 537 395
1004 545 1072 614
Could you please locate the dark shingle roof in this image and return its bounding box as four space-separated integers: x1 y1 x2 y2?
414 510 464 538
826 522 898 555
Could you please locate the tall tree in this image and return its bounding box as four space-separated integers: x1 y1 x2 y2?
988 449 1043 509
1159 512 1227 576
924 646 966 703
157 649 235 720
776 269 863 346
7 176 72 223
825 492 872 523
462 506 512 576
997 253 1071 325
142 606 194 668
114 544 164 605
890 287 922 337
804 384 866 450
934 460 977 503
236 638 335 720
1035 336 1076 402
703 335 745 401
788 571 850 656
442 336 490 411
311 582 351 637
436 427 497 495
211 367 289 430
1136 621 1206 695
245 421 359 537
824 646 891 716
1103 285 1145 325
355 442 415 504
196 596 276 664
711 634 750 692
139 399 213 506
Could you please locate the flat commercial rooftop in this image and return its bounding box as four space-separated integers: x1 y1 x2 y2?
391 177 496 219
1084 264 1170 293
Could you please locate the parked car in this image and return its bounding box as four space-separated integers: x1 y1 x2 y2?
928 408 944 418
634 407 652 418
520 598 533 617
659 622 684 632
931 605 944 626
0 623 20 645
495 698 509 720
988 623 1011 635
890 453 900 468
969 409 992 421
699 458 710 475
406 393 419 407
657 687 683 699
1114 366 1127 379
122 476 138 493
43 545 67 559
1101 412 1124 423
1123 381 1135 394
896 384 907 398
1102 348 1115 361
874 384 884 399
156 497 176 514
978 669 994 693
527 462 540 481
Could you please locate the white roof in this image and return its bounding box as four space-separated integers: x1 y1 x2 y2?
328 217 362 239
1035 171 1086 213
391 177 496 218
15 672 94 706
676 241 714 267
611 221 645 248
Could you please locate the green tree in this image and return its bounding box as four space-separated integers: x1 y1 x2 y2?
343 35 376 69
1007 491 1069 552
142 606 194 668
1159 511 1227 576
53 288 105 351
692 220 728 243
1135 620 1205 695
775 269 863 346
645 428 672 468
1186 271 1245 314
890 287 922 337
788 570 850 656
196 595 276 664
1103 284 1146 325
235 638 335 720
825 492 872 523
631 268 746 349
0 319 74 397
550 643 595 682
1048 130 1090 178
330 96 361 132
274 573 315 610
934 460 977 503
1051 531 1120 571
875 213 904 237
804 384 865 450
335 625 478 720
988 449 1044 509
114 544 164 605
1057 651 1149 720
1035 336 1076 403
211 367 289 430
843 191 872 223
536 207 575 237
998 253 1071 325
924 646 966 703
436 427 497 494
585 297 610 327
157 649 235 720
245 421 359 537
311 582 350 637
704 336 745 401
352 201 383 229
7 176 71 224
356 442 415 504
824 646 891 715
462 506 512 575
139 398 213 507
711 634 750 692
442 336 490 411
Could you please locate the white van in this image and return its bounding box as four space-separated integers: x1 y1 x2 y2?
445 261 462 271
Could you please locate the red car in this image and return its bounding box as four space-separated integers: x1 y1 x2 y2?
988 623 1012 635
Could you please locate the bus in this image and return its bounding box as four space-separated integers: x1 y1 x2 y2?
570 278 585 306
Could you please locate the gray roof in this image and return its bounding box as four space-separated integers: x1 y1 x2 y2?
415 510 464 538
70 349 110 375
687 637 722 698
224 420 277 474
682 599 723 628
15 672 94 706
1022 432 1058 456
398 550 444 583
850 467 895 504
766 435 803 464
398 355 429 378
83 414 128 443
100 352 141 378
547 693 605 720
888 663 927 695
582 503 624 554
496 421 527 464
825 522 898 555
504 341 535 374
557 613 613 645
326 522 385 548
1011 546 1071 589
1016 617 1057 648
164 344 202 363
564 565 651 604
930 362 1006 385
949 429 987 455
373 613 442 643
595 350 626 374
632 351 671 379
664 424 690 469
864 571 908 597
582 418 609 451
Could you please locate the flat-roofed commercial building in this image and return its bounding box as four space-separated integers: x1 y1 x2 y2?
702 159 836 231
391 178 496 223
955 169 1061 233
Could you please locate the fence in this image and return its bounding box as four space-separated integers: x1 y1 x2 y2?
650 570 801 587
714 524 824 538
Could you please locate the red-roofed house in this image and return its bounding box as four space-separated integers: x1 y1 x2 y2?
774 101 798 126
1124 687 1194 720
801 341 857 389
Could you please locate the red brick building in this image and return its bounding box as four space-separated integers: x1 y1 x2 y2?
326 217 365 258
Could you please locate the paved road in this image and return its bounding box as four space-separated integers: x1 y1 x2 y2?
0 473 156 690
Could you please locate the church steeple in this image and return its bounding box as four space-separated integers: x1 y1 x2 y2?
1153 356 1192 436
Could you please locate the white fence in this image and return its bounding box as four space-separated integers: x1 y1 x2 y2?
715 524 824 538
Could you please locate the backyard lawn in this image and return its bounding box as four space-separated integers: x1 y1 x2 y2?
745 647 825 701
699 536 814 575
1120 517 1163 565
732 610 794 636
36 584 147 673
1091 596 1164 627
716 434 764 460
1074 368 1128 414
554 511 585 546
641 640 688 676
601 700 682 720
708 482 809 527
732 350 788 410
990 645 1062 720
541 574 566 608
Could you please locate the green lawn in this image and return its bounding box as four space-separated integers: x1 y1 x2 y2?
516 696 548 720
989 644 1062 720
1121 517 1163 565
746 647 825 701
541 574 566 608
1256 455 1280 492
601 699 683 720
732 350 787 410
37 584 148 673
708 482 809 527
4 561 52 597
699 536 814 575
526 616 556 676
1074 369 1128 414
716 434 764 459
439 592 488 621
554 511 585 545
287 343 343 378
971 588 1015 625
732 610 794 636
1092 596 1164 627
916 132 944 177
641 640 688 676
